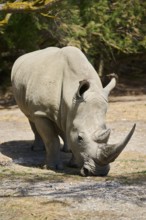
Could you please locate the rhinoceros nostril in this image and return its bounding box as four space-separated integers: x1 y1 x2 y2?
80 167 90 177
83 167 89 176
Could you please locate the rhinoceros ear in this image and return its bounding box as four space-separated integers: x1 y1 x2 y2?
76 80 90 99
103 74 117 98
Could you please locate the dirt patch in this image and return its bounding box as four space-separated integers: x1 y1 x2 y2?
0 95 146 220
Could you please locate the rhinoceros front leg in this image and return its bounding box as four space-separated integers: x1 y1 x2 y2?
68 153 78 168
34 116 63 170
29 120 45 151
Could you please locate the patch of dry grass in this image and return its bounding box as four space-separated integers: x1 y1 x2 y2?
0 197 72 220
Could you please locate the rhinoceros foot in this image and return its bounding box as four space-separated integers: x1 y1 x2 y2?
44 162 64 171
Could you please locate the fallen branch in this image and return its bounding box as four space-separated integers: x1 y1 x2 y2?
0 0 61 13
0 0 22 27
0 0 61 27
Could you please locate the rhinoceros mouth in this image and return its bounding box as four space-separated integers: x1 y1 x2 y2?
80 162 110 177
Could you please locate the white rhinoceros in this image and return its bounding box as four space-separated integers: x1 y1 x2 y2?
11 46 135 176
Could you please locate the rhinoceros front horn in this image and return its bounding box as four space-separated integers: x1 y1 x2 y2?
97 124 136 166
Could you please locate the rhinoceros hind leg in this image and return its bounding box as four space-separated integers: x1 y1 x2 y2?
34 117 63 170
29 120 45 151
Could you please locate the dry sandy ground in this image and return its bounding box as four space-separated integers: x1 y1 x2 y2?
0 95 146 220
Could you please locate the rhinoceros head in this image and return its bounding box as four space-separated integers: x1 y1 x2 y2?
68 78 136 176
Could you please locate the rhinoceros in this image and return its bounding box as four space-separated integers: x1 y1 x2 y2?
11 46 135 176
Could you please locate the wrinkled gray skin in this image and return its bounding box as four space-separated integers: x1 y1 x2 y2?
11 46 135 176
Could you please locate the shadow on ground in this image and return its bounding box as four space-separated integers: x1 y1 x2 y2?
0 140 45 166
0 140 75 174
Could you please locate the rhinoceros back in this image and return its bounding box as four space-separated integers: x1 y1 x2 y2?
11 47 64 121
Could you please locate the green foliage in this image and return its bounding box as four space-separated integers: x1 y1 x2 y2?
0 0 146 85
40 0 146 72
0 13 39 85
3 14 39 51
55 0 146 54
